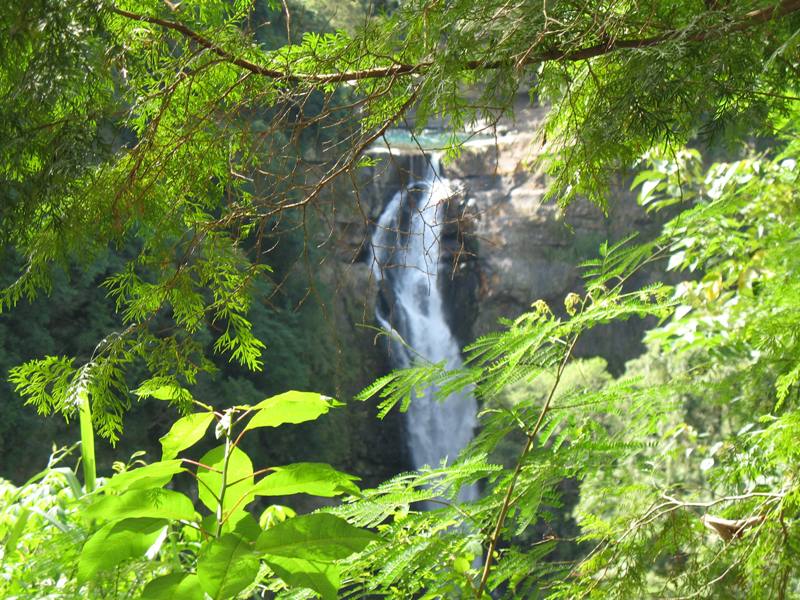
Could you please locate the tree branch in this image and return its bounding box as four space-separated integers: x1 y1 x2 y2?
108 5 423 83
110 1 800 85
475 333 580 598
110 6 289 79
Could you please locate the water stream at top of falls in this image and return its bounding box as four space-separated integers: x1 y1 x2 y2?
370 153 478 502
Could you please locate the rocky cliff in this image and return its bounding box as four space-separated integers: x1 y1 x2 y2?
312 98 671 484
327 100 667 380
443 106 668 373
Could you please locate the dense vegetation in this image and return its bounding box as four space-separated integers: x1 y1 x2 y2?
1 0 799 598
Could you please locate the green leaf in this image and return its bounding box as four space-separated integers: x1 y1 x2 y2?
78 517 167 582
139 573 204 599
260 504 296 529
251 463 360 498
160 412 215 460
85 488 195 524
257 513 379 561
198 533 260 600
667 250 686 271
197 445 255 519
103 460 185 493
202 514 220 537
135 383 193 404
245 391 339 431
264 556 340 600
453 556 471 574
233 513 262 542
3 507 30 554
78 388 97 493
630 169 661 191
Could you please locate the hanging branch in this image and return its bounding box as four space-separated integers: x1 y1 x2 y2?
110 1 800 85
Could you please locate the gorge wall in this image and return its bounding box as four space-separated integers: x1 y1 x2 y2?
317 98 669 485
331 101 666 366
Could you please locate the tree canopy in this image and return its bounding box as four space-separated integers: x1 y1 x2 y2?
2 0 798 434
1 0 800 598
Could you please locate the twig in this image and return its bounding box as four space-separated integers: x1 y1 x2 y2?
110 1 800 85
475 334 580 597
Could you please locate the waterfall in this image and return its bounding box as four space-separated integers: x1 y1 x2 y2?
370 153 478 501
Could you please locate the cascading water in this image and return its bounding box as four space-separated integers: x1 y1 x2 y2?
370 153 478 501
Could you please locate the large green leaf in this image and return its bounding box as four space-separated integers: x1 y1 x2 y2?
78 517 167 582
251 463 360 498
265 556 340 600
139 573 204 599
197 445 254 519
244 391 340 431
233 513 263 541
2 507 30 555
160 412 215 460
257 513 379 561
197 533 260 599
85 488 195 524
103 460 185 493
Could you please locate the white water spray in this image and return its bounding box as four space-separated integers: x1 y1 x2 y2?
370 154 478 501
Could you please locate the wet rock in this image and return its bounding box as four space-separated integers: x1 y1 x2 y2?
327 96 668 410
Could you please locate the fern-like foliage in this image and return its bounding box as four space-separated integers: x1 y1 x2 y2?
351 126 800 597
351 222 676 596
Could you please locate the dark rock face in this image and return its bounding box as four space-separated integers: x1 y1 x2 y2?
311 258 412 485
440 207 481 349
329 100 668 378
438 107 668 373
316 99 671 482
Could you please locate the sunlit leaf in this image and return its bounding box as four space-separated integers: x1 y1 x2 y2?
257 513 379 561
245 391 340 431
264 556 340 600
197 533 260 600
160 412 215 460
85 488 195 524
139 573 204 599
260 504 297 529
78 517 167 582
103 460 185 493
197 445 255 519
250 463 360 498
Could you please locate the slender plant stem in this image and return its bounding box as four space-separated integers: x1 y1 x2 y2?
78 390 96 494
215 431 233 538
181 458 220 472
169 524 181 570
475 334 579 598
